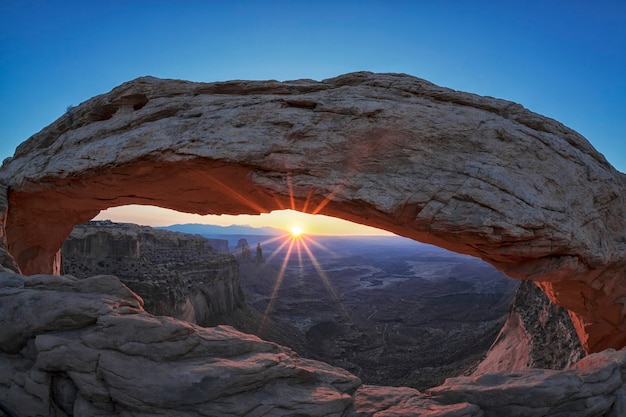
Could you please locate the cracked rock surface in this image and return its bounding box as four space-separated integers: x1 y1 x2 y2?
0 273 360 416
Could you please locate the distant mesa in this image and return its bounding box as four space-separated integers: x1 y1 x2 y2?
161 223 283 236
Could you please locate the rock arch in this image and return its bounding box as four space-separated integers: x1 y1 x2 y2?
1 72 624 353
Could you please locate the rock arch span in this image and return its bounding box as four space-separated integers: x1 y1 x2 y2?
1 72 624 353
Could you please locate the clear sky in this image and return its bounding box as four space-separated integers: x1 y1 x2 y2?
1 1 625 234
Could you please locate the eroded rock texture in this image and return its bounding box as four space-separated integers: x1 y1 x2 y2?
0 273 360 416
1 273 626 417
474 280 585 374
0 72 625 351
62 221 243 324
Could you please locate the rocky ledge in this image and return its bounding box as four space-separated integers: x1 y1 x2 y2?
1 273 625 416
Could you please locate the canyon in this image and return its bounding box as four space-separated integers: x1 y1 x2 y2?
61 220 241 324
1 72 625 415
63 222 521 390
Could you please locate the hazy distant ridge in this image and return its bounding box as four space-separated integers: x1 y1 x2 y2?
160 223 284 236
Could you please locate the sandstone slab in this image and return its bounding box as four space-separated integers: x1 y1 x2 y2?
0 273 361 416
429 348 626 417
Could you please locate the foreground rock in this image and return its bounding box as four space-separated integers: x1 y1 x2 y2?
429 349 626 417
1 273 626 416
0 273 360 416
62 220 242 325
1 72 624 352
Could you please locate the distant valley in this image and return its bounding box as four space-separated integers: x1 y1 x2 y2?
163 224 520 389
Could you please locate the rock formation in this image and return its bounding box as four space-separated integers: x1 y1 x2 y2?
427 348 626 417
62 221 243 325
0 72 624 353
474 280 585 375
255 242 265 264
234 238 252 262
1 71 626 415
1 272 625 417
0 273 361 416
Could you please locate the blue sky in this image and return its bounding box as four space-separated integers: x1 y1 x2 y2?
1 1 625 231
2 0 624 170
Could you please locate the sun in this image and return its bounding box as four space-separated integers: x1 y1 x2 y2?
290 226 304 237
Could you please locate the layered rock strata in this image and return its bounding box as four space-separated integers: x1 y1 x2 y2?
1 272 626 417
0 72 624 352
62 221 243 324
0 180 19 274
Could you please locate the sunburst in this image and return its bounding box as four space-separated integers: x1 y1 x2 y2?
258 227 350 334
257 172 355 333
290 226 304 237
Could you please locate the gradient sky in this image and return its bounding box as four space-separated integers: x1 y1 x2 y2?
1 1 624 234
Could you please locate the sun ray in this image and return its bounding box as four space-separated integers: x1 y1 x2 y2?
262 235 293 264
311 183 345 215
287 172 296 211
200 173 269 214
256 203 358 335
300 237 353 322
295 238 304 276
301 188 314 214
302 235 334 256
259 237 296 333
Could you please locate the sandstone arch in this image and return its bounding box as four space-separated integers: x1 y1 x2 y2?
1 72 624 353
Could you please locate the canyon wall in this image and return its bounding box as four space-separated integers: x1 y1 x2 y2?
62 221 243 325
474 280 586 375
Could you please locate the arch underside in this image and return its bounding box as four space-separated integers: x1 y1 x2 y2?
1 72 625 353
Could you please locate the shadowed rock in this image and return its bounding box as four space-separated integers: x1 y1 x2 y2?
62 221 242 324
474 280 585 375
